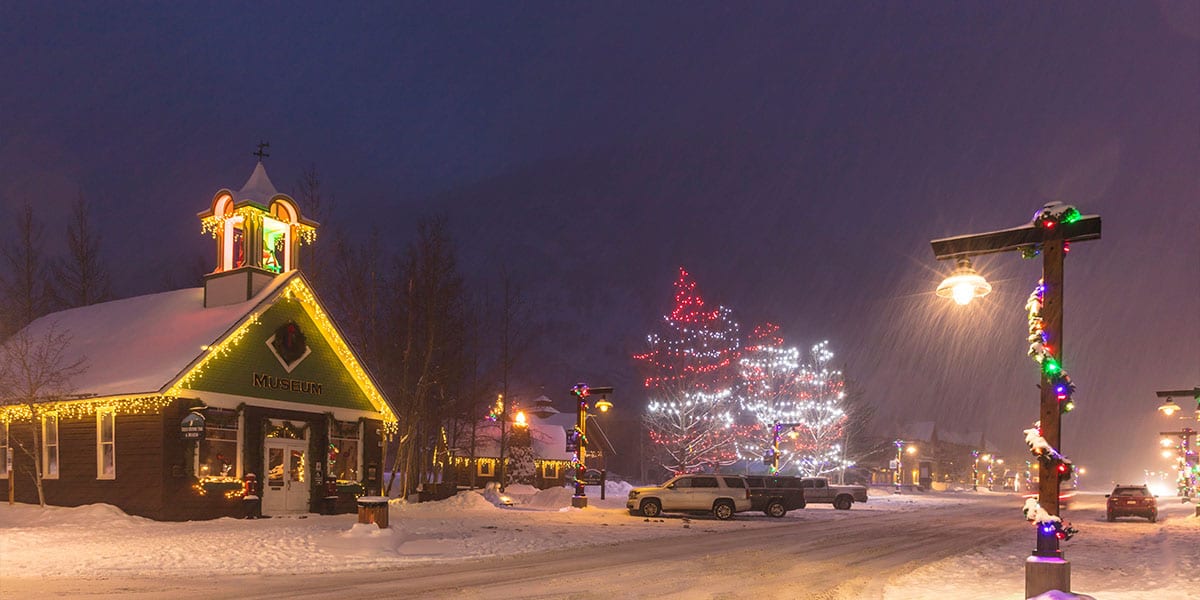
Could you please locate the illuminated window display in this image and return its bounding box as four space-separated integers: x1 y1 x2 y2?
199 409 239 478
262 216 288 273
329 420 360 481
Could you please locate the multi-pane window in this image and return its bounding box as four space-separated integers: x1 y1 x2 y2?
199 409 239 478
478 460 494 477
97 411 115 479
42 414 59 479
0 422 9 478
540 462 559 479
328 420 360 482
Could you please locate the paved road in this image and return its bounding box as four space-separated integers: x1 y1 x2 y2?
10 495 1025 600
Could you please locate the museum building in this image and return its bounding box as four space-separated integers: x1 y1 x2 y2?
0 161 396 520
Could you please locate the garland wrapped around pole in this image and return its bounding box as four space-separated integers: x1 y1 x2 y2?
1023 421 1077 541
1026 281 1076 414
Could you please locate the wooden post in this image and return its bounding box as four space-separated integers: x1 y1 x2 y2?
1036 235 1064 557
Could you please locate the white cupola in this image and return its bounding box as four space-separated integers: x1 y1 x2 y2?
197 157 319 307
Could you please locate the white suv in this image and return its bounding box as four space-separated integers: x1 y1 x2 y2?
627 474 751 520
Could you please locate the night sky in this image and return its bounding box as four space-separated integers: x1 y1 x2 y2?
2 3 1197 484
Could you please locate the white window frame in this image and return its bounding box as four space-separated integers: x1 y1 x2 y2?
96 410 116 480
42 414 59 479
194 408 242 478
0 421 9 478
478 460 494 477
540 462 559 479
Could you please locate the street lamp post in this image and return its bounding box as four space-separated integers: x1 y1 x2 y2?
931 202 1101 598
767 421 801 474
1156 388 1200 506
570 383 613 509
972 450 980 491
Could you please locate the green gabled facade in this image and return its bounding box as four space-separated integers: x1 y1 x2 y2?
182 292 376 414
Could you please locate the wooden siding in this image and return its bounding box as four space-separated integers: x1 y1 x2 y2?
5 399 384 521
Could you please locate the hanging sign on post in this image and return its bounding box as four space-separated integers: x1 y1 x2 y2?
181 411 206 441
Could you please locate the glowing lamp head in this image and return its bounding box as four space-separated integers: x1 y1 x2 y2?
514 411 528 428
906 445 917 455
594 396 613 413
1158 398 1180 417
1163 450 1174 459
936 258 991 305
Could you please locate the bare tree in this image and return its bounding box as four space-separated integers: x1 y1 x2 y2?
0 324 86 506
0 204 53 339
292 164 334 288
326 228 388 365
384 217 467 499
53 195 112 308
492 266 531 491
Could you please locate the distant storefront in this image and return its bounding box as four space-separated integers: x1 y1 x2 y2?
448 395 616 490
0 162 395 520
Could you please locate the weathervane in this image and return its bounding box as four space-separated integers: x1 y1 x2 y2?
253 141 270 161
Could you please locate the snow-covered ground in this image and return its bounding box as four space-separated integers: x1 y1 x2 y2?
1 484 1196 599
885 491 1200 600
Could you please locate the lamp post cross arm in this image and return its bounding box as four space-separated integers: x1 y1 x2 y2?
930 215 1101 260
1156 388 1200 399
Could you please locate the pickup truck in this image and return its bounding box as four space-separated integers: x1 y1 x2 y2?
800 477 868 510
627 474 752 520
744 475 806 517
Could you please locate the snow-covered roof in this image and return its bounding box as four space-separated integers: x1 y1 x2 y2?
234 161 280 205
7 276 291 398
528 395 559 417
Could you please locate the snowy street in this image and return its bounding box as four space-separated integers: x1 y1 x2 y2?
2 487 1196 599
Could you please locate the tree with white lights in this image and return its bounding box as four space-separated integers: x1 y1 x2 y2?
735 323 805 470
789 341 851 477
637 268 741 474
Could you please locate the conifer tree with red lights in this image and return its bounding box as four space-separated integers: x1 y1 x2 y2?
636 267 742 474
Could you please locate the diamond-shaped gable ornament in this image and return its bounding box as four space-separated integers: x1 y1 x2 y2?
267 321 310 372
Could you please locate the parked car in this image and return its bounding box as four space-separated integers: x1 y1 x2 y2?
627 474 751 520
1106 485 1157 523
744 475 806 517
800 477 868 510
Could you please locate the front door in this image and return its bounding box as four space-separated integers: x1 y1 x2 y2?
262 438 310 514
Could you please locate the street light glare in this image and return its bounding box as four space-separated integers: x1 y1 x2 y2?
1158 398 1180 416
936 258 991 305
952 282 977 305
